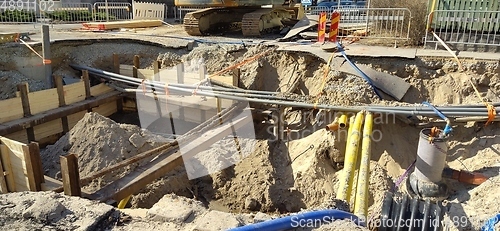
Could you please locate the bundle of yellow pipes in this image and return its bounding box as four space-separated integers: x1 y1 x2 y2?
333 111 374 220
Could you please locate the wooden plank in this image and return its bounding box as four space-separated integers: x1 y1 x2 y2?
177 63 184 84
0 91 122 136
67 111 87 129
64 81 86 105
18 83 35 142
0 139 29 191
0 149 9 193
29 142 44 186
22 143 43 191
41 175 63 191
113 54 120 73
154 60 160 81
27 89 59 115
0 136 26 154
82 19 163 30
89 112 252 202
60 153 81 196
90 83 114 96
133 55 140 78
4 131 28 144
0 97 23 123
92 101 118 117
54 75 69 133
33 118 63 142
82 70 91 100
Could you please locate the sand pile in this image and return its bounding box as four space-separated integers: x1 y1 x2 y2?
0 191 117 231
0 70 47 100
188 129 393 215
41 112 167 189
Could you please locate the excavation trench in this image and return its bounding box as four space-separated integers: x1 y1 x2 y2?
2 40 500 228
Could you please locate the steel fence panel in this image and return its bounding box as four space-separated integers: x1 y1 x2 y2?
41 2 94 23
307 7 410 40
0 0 38 24
425 10 500 49
93 2 132 21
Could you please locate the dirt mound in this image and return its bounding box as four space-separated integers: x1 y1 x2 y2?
181 44 245 73
0 70 47 100
41 112 167 190
189 129 392 215
0 191 117 231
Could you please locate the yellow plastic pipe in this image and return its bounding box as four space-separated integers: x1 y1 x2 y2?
118 195 132 209
325 113 341 131
353 112 373 219
336 111 364 203
338 114 348 128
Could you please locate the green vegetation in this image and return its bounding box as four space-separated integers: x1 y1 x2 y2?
0 10 36 22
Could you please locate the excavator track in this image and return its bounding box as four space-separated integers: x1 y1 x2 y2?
241 9 273 37
182 7 296 37
183 8 215 36
242 8 295 37
184 12 202 36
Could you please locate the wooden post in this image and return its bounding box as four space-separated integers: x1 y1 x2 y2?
153 60 161 81
216 97 222 124
42 25 53 87
81 70 92 113
60 153 81 196
82 70 91 99
22 142 44 191
176 63 184 84
113 54 120 74
152 60 163 117
54 75 69 133
199 64 206 80
0 157 8 193
0 145 16 192
18 83 35 142
232 68 240 87
133 55 140 78
176 63 185 120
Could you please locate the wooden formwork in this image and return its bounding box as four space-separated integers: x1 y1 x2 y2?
0 69 122 194
0 78 121 145
115 54 239 125
0 136 58 193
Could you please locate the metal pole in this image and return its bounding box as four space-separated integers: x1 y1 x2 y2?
105 0 110 22
42 25 53 87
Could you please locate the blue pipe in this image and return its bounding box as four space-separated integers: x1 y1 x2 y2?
336 42 383 100
227 209 364 231
481 213 500 231
422 101 452 135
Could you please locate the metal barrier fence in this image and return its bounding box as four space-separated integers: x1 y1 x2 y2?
425 10 500 49
93 2 132 21
0 1 131 24
307 7 411 40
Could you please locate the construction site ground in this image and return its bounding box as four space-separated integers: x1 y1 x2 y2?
1 23 500 231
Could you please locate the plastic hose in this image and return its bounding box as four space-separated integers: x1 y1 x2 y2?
336 42 382 99
422 101 452 135
227 209 363 231
481 213 500 231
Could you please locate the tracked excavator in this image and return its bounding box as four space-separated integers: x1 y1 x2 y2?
174 0 305 36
